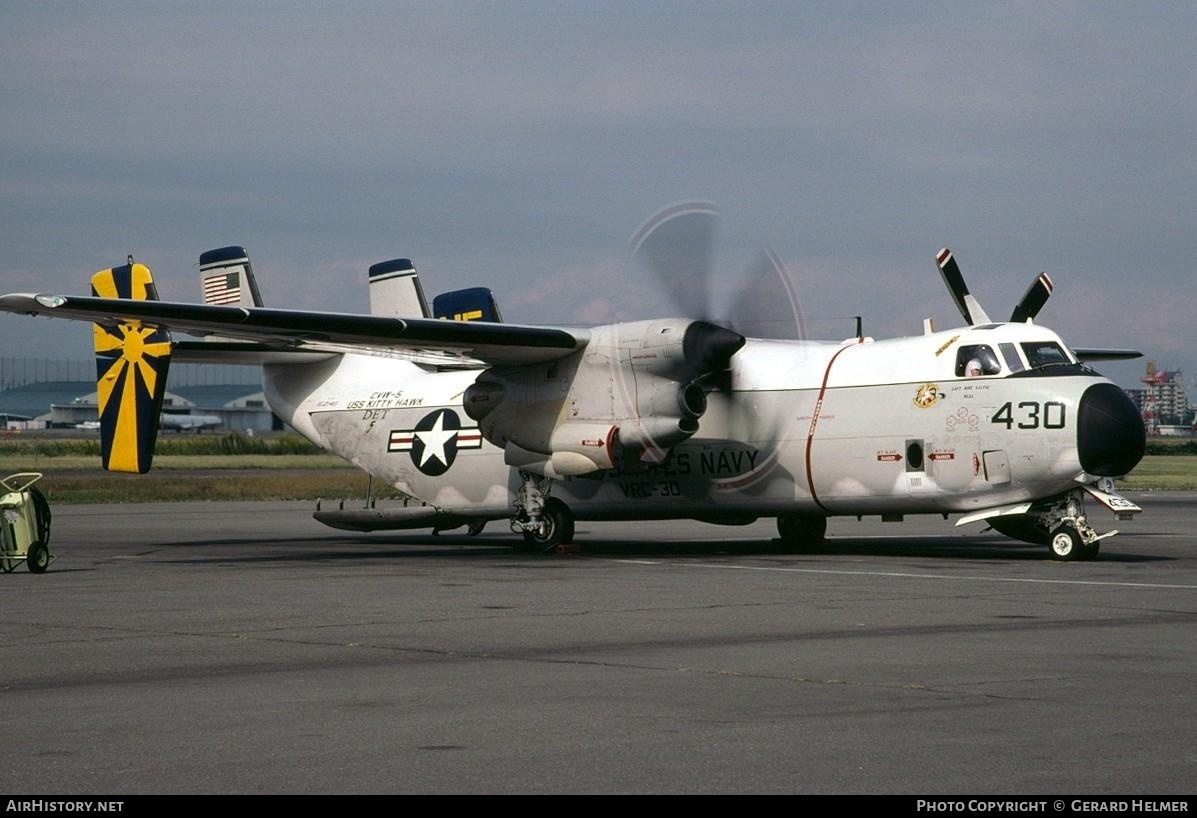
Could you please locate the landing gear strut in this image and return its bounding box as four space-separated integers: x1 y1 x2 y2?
511 471 575 552
1033 491 1105 561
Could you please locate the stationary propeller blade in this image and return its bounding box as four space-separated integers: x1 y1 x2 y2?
936 247 992 326
1009 272 1054 323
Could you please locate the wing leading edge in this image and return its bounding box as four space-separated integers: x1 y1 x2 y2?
0 293 587 366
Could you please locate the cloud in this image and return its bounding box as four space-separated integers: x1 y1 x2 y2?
0 3 1194 387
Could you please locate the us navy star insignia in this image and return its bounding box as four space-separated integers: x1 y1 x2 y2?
388 409 483 476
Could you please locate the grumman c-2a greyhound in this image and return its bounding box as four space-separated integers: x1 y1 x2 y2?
0 206 1147 560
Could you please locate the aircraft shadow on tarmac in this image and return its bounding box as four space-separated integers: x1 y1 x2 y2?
154 532 1170 564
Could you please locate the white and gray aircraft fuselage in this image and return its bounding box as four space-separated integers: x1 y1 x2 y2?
270 321 1138 523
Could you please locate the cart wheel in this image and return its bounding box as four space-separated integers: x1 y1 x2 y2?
26 541 49 574
1 558 14 573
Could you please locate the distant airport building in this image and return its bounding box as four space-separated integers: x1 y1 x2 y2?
1125 361 1193 435
0 357 258 391
0 360 277 432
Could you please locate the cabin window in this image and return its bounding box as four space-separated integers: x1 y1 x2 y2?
998 343 1025 373
955 344 1001 377
1020 341 1071 369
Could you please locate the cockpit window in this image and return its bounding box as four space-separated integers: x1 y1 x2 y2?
1020 341 1072 369
998 342 1025 373
955 344 1002 377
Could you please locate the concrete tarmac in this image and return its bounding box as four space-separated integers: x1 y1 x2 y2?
3 494 1195 794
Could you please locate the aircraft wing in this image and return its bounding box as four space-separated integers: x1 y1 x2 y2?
1072 348 1143 362
0 293 587 366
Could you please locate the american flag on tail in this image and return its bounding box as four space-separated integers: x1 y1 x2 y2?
202 270 242 305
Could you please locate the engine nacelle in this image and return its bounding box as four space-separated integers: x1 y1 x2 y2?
462 319 743 477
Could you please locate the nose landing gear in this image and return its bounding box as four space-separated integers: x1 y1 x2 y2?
1038 492 1111 561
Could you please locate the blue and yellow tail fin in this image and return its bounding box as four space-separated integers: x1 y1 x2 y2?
91 262 172 473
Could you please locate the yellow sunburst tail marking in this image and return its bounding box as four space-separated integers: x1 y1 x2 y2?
91 263 172 474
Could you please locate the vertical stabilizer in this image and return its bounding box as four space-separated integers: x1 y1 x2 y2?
369 258 430 317
199 246 264 307
91 262 172 473
432 287 504 323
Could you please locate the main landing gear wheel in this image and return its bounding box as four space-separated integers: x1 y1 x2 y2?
1048 526 1085 562
776 514 827 551
519 500 575 553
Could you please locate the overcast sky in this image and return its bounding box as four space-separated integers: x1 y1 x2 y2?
1 1 1193 388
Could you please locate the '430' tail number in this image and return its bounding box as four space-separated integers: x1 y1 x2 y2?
991 401 1066 430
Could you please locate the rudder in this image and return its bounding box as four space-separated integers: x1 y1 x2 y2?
91 262 172 473
199 246 264 307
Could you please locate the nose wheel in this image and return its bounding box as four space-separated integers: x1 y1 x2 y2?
1048 524 1100 562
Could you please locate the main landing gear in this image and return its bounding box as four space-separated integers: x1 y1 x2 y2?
511 471 575 552
776 514 827 551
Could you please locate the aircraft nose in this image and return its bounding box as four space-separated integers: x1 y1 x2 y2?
1076 383 1146 477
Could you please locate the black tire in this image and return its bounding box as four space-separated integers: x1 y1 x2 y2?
26 541 49 574
519 500 575 553
1078 541 1101 561
776 514 827 550
30 485 52 546
1048 526 1083 561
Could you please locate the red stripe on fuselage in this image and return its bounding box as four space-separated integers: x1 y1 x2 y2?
804 340 863 513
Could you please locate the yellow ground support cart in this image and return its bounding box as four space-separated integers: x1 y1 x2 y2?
0 473 53 574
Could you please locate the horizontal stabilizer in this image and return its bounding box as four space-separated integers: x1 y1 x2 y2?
0 292 586 366
171 340 336 365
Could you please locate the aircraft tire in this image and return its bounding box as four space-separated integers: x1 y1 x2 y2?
776 514 827 550
519 500 575 553
26 541 49 574
1047 526 1083 561
1078 541 1101 561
